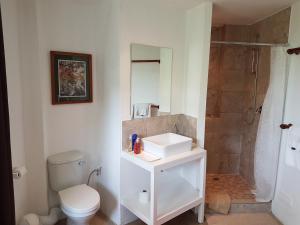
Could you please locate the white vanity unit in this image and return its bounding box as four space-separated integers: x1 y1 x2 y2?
120 143 207 225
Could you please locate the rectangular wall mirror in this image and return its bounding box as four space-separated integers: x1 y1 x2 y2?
131 43 173 119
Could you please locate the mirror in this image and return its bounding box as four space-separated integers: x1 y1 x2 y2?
131 44 173 119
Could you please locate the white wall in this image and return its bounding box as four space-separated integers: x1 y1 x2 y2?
1 0 29 222
2 0 212 223
18 0 49 214
94 0 121 222
120 0 187 120
272 2 300 224
36 0 102 164
36 0 121 223
2 0 49 222
131 44 160 60
119 1 212 222
36 0 102 209
120 1 212 147
3 0 121 223
184 2 212 147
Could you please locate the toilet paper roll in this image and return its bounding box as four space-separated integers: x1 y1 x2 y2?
13 166 27 179
139 190 149 204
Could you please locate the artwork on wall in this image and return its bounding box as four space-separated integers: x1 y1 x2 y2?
50 51 93 104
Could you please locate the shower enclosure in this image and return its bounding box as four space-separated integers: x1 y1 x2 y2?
205 26 272 203
204 7 291 211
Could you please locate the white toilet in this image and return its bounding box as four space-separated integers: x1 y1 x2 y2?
47 150 100 225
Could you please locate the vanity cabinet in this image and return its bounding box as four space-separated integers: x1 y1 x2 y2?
120 147 207 225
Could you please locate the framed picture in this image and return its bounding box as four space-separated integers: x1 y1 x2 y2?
50 51 93 104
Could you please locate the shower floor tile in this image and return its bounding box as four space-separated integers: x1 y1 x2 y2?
206 174 256 203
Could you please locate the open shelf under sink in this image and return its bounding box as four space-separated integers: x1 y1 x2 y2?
121 147 206 225
122 176 201 224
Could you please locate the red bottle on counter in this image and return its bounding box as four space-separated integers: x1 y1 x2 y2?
134 138 141 154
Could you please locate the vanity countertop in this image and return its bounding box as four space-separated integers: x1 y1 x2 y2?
121 146 206 172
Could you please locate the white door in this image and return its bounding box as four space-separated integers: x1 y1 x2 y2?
272 53 300 224
272 4 300 225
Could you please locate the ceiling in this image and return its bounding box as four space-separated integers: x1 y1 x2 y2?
161 0 298 25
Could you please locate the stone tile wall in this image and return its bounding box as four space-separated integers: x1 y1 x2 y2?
205 43 250 174
122 114 197 149
211 8 291 44
250 8 291 44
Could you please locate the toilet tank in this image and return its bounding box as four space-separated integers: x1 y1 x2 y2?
47 150 86 192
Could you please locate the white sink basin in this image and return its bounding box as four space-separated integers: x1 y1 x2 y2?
142 133 192 158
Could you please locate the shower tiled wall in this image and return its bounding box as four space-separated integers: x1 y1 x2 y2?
205 8 290 185
205 41 252 174
250 8 291 44
211 8 291 44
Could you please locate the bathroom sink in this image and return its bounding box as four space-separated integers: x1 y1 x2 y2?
142 133 192 158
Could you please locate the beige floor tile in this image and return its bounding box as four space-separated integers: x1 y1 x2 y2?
206 213 282 225
127 210 207 225
55 212 115 225
57 210 280 225
91 212 115 225
206 174 256 204
56 210 207 225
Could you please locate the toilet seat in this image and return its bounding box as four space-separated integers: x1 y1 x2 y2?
59 184 100 217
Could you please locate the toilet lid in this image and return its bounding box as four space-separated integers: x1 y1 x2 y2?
59 184 100 214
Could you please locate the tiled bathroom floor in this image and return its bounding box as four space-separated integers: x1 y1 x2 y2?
56 211 208 225
91 211 280 225
56 210 282 225
206 174 256 203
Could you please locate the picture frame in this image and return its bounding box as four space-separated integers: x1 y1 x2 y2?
50 51 93 105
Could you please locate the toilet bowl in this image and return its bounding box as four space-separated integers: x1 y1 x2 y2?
59 184 100 225
47 151 101 225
